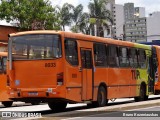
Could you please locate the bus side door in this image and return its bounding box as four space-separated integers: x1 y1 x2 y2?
80 48 93 101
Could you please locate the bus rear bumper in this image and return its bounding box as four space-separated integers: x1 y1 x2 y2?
8 87 65 100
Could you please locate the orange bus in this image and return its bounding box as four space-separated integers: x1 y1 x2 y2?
7 31 155 111
0 52 13 107
152 45 160 94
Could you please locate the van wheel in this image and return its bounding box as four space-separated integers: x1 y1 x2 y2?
48 102 67 112
96 86 107 107
2 101 13 107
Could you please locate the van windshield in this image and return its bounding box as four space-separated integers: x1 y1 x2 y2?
10 34 62 60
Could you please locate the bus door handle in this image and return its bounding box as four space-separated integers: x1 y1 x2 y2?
79 67 82 72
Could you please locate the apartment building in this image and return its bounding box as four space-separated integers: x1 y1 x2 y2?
124 3 147 42
104 0 124 40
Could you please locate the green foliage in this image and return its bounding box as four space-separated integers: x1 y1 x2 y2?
70 4 84 33
0 0 60 30
88 0 113 36
70 4 90 34
56 3 74 31
0 0 113 35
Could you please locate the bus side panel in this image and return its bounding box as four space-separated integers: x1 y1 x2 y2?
136 69 148 96
155 46 160 92
107 68 130 99
93 68 107 101
129 69 137 97
65 62 82 102
0 75 11 101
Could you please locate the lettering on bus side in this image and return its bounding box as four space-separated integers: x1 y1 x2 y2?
45 63 56 67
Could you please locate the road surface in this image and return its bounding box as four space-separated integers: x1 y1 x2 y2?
0 95 160 119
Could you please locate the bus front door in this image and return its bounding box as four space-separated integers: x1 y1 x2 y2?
80 48 93 101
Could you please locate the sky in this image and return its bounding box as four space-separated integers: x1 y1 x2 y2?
1 0 160 25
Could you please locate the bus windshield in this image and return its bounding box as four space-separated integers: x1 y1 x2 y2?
9 34 62 60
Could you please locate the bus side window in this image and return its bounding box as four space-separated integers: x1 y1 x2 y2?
0 57 2 73
129 48 133 67
94 43 107 67
65 39 78 66
129 48 138 68
108 45 119 67
138 49 146 69
119 47 129 68
2 57 7 73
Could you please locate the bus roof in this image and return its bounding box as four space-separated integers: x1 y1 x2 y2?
9 30 151 50
134 43 151 50
0 52 7 57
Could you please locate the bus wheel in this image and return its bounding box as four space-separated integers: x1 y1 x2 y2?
145 95 148 100
87 101 97 108
48 102 67 112
2 101 13 107
31 102 40 105
97 86 107 107
134 84 146 102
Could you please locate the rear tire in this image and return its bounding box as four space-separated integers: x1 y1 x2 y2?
134 84 146 102
2 101 13 107
31 102 40 105
48 102 67 112
87 101 98 108
96 86 107 107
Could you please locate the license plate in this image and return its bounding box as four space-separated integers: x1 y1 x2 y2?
28 92 38 96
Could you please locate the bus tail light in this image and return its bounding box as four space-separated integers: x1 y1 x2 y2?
57 72 63 85
7 75 10 86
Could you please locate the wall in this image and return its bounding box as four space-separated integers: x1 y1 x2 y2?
147 12 160 42
0 25 18 51
0 25 18 42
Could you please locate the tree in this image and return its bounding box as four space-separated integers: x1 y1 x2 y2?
56 3 74 31
77 12 90 34
88 0 113 37
0 0 59 30
70 4 84 33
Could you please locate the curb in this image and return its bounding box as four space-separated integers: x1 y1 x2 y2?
44 99 160 118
